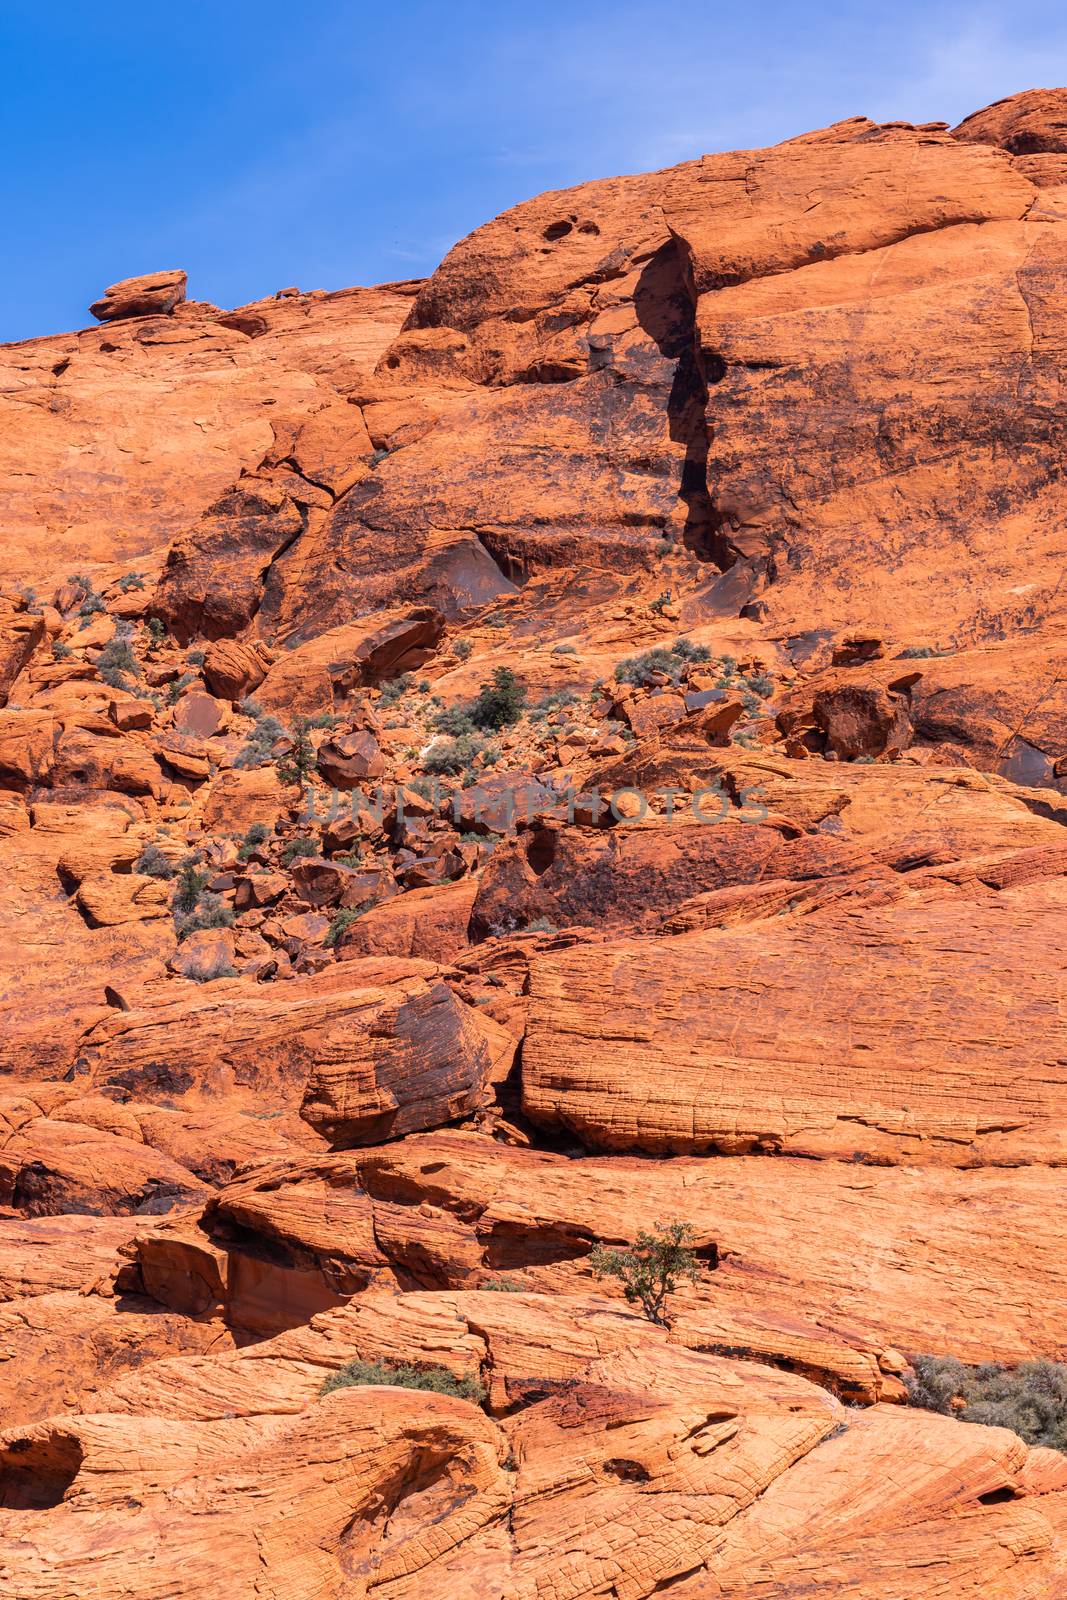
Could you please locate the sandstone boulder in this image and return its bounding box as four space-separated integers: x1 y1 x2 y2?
89 269 187 321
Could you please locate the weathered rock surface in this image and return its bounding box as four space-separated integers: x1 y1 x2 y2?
522 880 1067 1161
79 958 491 1145
0 280 414 591
188 1132 1066 1388
89 269 188 321
2 87 1067 1600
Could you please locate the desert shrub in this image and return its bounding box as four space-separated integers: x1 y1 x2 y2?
470 667 526 730
551 643 576 654
173 858 209 912
238 695 262 718
174 891 235 941
452 638 473 660
165 672 194 705
281 836 319 865
589 1221 700 1327
236 822 271 861
333 848 362 866
324 906 367 948
188 953 238 983
320 1358 486 1404
615 639 709 687
97 630 141 682
671 637 711 665
369 447 391 466
117 572 145 592
135 843 176 879
528 687 581 723
78 592 106 621
523 917 558 934
52 640 72 661
432 705 476 736
650 591 671 614
235 714 286 769
145 617 167 648
379 673 414 707
423 734 483 775
186 648 206 666
907 1356 1067 1452
481 1277 524 1292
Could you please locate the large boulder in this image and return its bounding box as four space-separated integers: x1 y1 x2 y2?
89 269 187 322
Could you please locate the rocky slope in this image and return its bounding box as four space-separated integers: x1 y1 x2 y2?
1 87 1066 1598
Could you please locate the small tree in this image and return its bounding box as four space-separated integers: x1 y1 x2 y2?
589 1221 700 1327
275 716 316 788
470 667 526 730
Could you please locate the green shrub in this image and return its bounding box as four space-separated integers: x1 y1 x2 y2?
52 640 72 661
97 631 141 682
481 1277 524 1292
188 953 238 983
379 673 414 707
324 906 367 948
135 843 176 879
650 591 671 615
320 1358 486 1404
236 822 271 861
117 572 145 593
165 672 194 705
281 836 319 865
452 638 473 660
470 667 526 730
145 617 167 649
235 714 286 769
432 705 476 736
615 640 710 687
423 733 484 775
174 892 235 941
907 1356 1067 1453
523 917 558 934
589 1221 700 1327
528 687 581 722
186 648 206 666
238 696 262 718
173 859 209 912
671 638 711 664
333 848 362 866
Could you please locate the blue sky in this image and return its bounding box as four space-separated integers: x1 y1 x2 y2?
2 0 1064 343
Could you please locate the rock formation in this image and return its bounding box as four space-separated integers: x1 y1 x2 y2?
1 85 1067 1598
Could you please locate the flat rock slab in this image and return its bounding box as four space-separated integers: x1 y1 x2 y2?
522 878 1067 1163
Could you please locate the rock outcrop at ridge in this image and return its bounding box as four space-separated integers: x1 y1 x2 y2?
1 85 1067 1599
